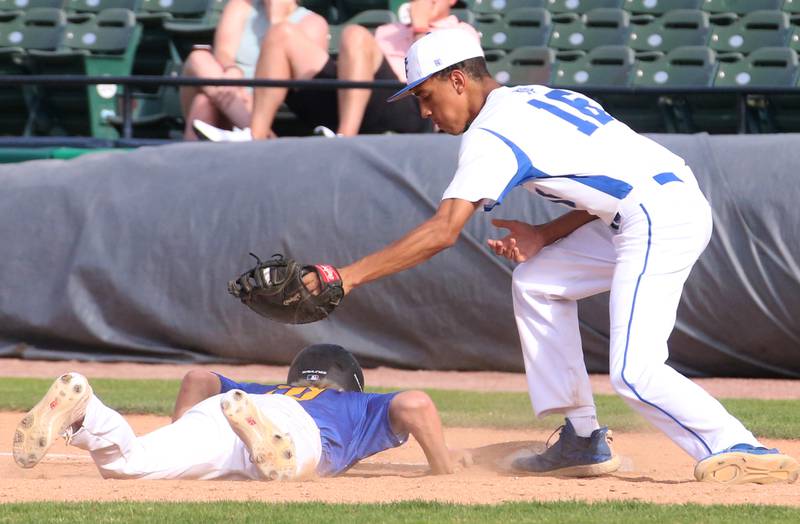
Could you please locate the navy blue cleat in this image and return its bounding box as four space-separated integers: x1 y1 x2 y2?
694 443 799 484
512 419 620 477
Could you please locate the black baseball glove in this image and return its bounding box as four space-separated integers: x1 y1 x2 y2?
227 253 344 325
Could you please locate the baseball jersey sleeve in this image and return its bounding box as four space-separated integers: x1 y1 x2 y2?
441 128 519 207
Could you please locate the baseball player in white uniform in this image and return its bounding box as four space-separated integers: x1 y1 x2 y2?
303 28 799 484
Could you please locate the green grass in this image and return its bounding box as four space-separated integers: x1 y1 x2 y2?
0 377 181 415
1 377 798 438
0 501 799 524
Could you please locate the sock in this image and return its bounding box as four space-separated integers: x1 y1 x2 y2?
566 412 600 438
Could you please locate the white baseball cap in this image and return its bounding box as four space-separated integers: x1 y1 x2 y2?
387 28 485 103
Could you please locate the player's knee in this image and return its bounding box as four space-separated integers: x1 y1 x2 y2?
511 260 555 300
180 370 220 394
609 366 647 399
609 370 628 396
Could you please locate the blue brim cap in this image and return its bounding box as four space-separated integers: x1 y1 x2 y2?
386 73 434 103
385 28 485 103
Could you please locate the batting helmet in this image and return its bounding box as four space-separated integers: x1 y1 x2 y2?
286 344 364 392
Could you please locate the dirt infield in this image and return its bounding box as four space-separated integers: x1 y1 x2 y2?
1 360 799 506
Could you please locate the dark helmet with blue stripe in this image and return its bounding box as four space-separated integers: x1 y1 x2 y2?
287 344 364 392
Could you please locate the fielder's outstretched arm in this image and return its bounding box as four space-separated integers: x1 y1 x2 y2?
335 198 481 294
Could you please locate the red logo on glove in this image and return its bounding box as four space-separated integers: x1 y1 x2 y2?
315 265 340 284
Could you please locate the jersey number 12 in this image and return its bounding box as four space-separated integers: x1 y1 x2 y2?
528 89 613 136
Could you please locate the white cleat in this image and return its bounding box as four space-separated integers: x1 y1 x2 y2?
193 119 253 142
13 372 92 469
694 444 800 485
221 389 297 481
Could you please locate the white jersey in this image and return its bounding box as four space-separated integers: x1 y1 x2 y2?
442 85 689 225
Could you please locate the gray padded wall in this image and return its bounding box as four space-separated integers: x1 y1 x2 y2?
1 133 799 377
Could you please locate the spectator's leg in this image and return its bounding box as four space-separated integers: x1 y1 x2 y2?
172 370 222 421
250 22 329 139
181 49 251 138
336 25 385 136
184 93 223 140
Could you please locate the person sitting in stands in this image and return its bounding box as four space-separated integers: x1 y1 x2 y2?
181 0 328 140
192 0 479 140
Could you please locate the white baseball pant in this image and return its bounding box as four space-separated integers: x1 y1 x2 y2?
68 393 322 479
512 167 760 460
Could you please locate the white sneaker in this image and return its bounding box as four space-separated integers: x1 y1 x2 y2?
221 389 298 481
312 125 340 138
193 119 253 142
13 372 93 469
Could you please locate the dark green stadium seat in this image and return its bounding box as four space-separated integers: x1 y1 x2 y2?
132 0 208 82
784 0 800 16
28 8 142 137
0 0 64 12
715 46 798 87
551 44 634 128
628 9 709 53
327 22 342 53
300 0 335 22
635 44 716 85
487 45 554 85
109 59 183 138
631 45 717 132
470 0 544 16
328 9 396 53
548 7 631 51
790 25 800 53
715 47 799 133
451 7 475 24
709 10 790 55
478 7 551 51
552 44 634 85
0 43 31 135
66 0 141 14
702 0 783 15
623 0 701 16
336 0 388 22
475 13 504 47
1 7 65 49
137 0 213 20
547 0 622 15
162 0 225 60
0 8 67 135
482 46 506 67
345 7 395 28
660 50 734 133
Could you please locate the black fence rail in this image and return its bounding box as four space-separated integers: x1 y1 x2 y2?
2 75 799 139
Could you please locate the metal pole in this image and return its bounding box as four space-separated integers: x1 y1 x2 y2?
122 85 133 140
737 94 747 134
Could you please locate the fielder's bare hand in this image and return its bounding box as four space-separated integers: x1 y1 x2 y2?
487 219 546 263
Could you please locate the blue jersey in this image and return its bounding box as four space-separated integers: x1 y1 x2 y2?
215 374 407 476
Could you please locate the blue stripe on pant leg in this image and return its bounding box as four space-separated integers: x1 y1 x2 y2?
620 203 712 456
